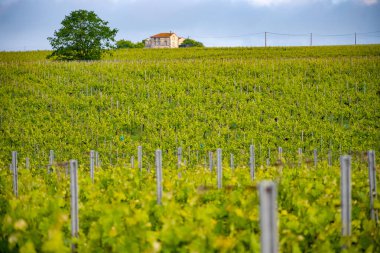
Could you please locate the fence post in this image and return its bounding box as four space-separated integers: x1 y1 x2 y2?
340 155 351 236
177 147 182 169
209 151 213 172
138 146 142 172
259 181 278 253
131 156 134 169
178 147 183 178
155 150 163 205
298 148 302 167
90 150 95 183
314 149 318 167
25 157 30 169
250 145 255 180
328 150 332 166
217 148 222 189
48 150 54 173
368 150 378 221
70 160 79 251
230 153 234 170
12 151 18 197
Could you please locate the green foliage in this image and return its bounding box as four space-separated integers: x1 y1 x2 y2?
0 161 378 252
0 45 380 252
116 39 144 49
47 10 118 60
180 38 204 47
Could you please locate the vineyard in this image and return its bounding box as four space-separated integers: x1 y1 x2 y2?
0 45 379 252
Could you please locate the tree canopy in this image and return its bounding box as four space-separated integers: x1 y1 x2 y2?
116 39 145 49
47 10 118 60
180 38 204 48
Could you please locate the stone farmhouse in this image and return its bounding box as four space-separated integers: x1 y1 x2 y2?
145 32 185 48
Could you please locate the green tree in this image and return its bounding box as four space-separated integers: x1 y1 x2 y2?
180 38 204 48
116 39 145 49
47 10 118 60
116 40 136 49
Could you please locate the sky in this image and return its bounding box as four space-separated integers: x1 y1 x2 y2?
0 0 379 50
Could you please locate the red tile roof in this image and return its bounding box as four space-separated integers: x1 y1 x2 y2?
151 33 176 38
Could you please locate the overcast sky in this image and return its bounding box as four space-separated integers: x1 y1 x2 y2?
0 0 379 50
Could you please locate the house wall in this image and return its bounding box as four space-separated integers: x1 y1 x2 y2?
145 34 184 48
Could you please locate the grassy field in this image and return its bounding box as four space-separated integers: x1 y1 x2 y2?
0 45 379 252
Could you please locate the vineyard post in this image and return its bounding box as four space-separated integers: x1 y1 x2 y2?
298 148 302 167
48 149 54 173
230 153 234 170
138 146 142 172
368 150 378 221
155 149 163 205
328 150 332 166
95 151 99 167
314 149 318 167
12 151 18 197
178 147 182 178
259 181 278 253
131 156 134 169
70 160 79 251
217 148 222 189
267 148 270 166
340 155 351 236
278 147 282 160
250 145 255 180
90 150 95 183
177 147 182 170
209 151 213 172
26 157 30 169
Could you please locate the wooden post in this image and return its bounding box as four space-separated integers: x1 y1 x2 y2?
70 160 79 251
12 151 18 197
25 157 30 169
138 146 142 172
155 150 163 205
48 150 54 173
250 145 255 180
328 150 332 166
340 155 351 236
217 149 222 189
230 153 234 170
90 150 95 183
209 151 213 172
259 181 278 253
265 32 267 47
314 149 318 167
130 156 134 169
368 151 378 221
